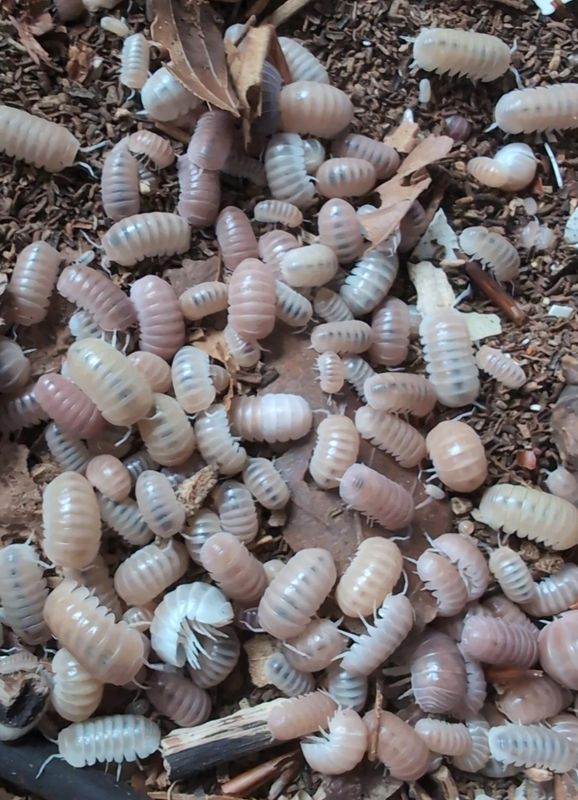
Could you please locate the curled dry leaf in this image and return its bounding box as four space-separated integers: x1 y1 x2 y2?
227 25 274 119
396 134 454 177
66 42 93 84
150 0 239 115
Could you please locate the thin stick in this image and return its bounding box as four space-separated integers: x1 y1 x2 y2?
464 261 527 327
266 0 315 27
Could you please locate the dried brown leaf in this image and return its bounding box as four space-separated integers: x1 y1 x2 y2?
0 442 42 540
66 42 92 84
382 119 420 153
9 15 53 67
163 255 221 296
150 0 239 115
361 174 431 248
228 25 273 118
194 328 233 368
397 134 454 177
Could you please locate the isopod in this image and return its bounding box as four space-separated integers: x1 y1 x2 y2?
101 139 140 221
475 345 526 389
183 509 221 563
0 338 31 393
417 550 468 617
459 227 520 283
230 394 312 443
316 157 376 199
326 666 368 711
410 631 467 714
264 133 316 209
35 373 105 439
63 555 123 621
43 472 101 569
140 66 199 121
223 145 267 186
194 403 247 475
538 610 578 689
280 82 354 139
7 241 61 326
550 713 578 749
228 258 276 342
242 457 290 510
369 298 411 366
314 288 354 323
123 448 159 486
127 351 172 394
355 405 426 468
331 133 400 179
55 715 160 768
254 199 303 228
179 282 229 321
101 212 191 266
339 463 414 530
303 137 326 174
268 691 337 741
317 198 364 265
187 110 234 171
522 564 578 617
335 537 402 618
430 533 490 601
275 281 314 328
200 532 267 603
364 373 437 417
412 28 510 82
176 156 221 228
0 543 50 645
99 495 153 546
488 724 578 772
452 719 490 773
342 355 375 400
460 615 539 667
285 619 345 673
426 420 487 493
301 709 367 775
188 627 241 688
171 346 215 414
0 105 79 171
309 414 359 490
215 480 259 544
340 249 399 316
495 83 578 133
119 32 149 89
0 383 48 433
265 652 315 696
252 62 282 142
137 393 197 467
317 352 344 394
488 546 535 605
467 143 537 193
414 719 472 756
127 130 175 168
278 37 329 84
365 709 431 782
280 243 339 289
259 230 300 278
497 674 571 724
51 648 104 723
148 670 211 727
311 321 372 355
258 548 337 639
114 539 188 609
45 423 90 473
135 470 186 538
57 264 137 331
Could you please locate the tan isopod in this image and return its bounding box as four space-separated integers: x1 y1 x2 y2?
308 414 358 490
342 355 375 400
285 619 345 673
459 227 520 283
265 652 315 696
171 346 215 414
331 133 400 180
497 674 571 724
412 28 510 82
488 724 578 773
311 321 372 355
339 463 414 530
417 549 469 617
127 351 172 394
414 719 472 757
135 470 186 537
130 276 185 361
140 66 199 122
278 37 329 84
317 198 364 265
114 539 188 607
314 288 354 323
67 338 153 426
0 337 31 393
56 264 137 332
475 345 526 389
340 249 399 316
301 709 368 775
495 83 578 134
127 130 175 168
364 373 437 417
317 352 345 394
176 156 220 228
426 420 487 493
228 258 276 342
138 393 196 467
466 143 537 192
264 133 316 209
34 373 105 439
410 631 467 714
99 495 153 547
0 105 79 171
365 709 431 782
473 483 578 551
276 281 314 328
101 139 140 221
280 244 338 289
187 110 234 171
230 394 313 443
267 691 337 741
430 534 489 601
51 648 104 723
419 309 480 408
64 555 123 621
102 212 191 267
460 615 538 667
523 564 578 617
242 457 290 510
369 298 411 366
280 82 354 139
0 544 49 645
179 282 229 322
45 423 89 473
258 230 299 278
195 404 247 475
42 472 101 569
147 670 211 727
0 383 48 433
355 405 426 468
254 200 303 228
258 548 337 639
335 537 403 618
215 480 259 543
43 579 146 685
488 546 535 605
7 241 61 326
216 207 259 273
200 532 267 604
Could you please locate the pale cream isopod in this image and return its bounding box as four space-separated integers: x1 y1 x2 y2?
339 463 414 530
495 83 578 134
42 472 101 569
200 532 267 604
0 337 31 393
7 241 61 326
364 372 437 417
0 105 79 171
280 244 338 288
309 414 359 490
127 351 172 394
171 346 215 414
475 345 526 389
426 420 487 493
137 393 197 467
412 28 510 82
140 66 199 122
254 199 303 228
176 156 221 228
467 143 537 193
317 198 364 265
317 351 345 395
135 470 186 538
102 212 191 267
331 133 400 180
101 140 140 221
230 394 313 443
459 227 520 283
194 403 247 475
51 648 104 723
301 709 368 775
311 321 372 355
335 537 403 618
355 405 426 468
314 288 354 323
278 37 329 84
264 133 316 209
120 33 150 90
316 158 376 199
179 281 229 322
0 543 50 645
242 457 290 510
279 82 354 139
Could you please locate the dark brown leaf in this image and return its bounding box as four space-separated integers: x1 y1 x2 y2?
150 0 239 115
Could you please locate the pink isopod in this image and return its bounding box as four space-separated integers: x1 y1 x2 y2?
216 207 259 272
194 404 247 475
466 143 537 192
301 709 368 776
317 198 364 265
230 394 313 443
495 83 578 133
148 670 211 727
54 714 160 768
410 631 467 714
102 212 191 266
278 37 329 84
140 66 199 122
335 537 403 618
488 724 578 772
137 392 196 467
414 719 472 756
280 244 338 288
0 337 31 393
0 383 48 433
311 321 372 355
475 345 526 389
355 404 426 468
497 674 571 724
127 130 175 168
522 564 578 617
340 248 399 316
179 281 229 322
113 539 189 606
200 532 267 604
176 156 221 228
42 471 101 569
545 466 578 503
316 158 376 199
339 463 414 530
254 200 303 228
130 276 185 361
57 264 137 332
34 373 105 439
135 470 186 538
51 648 104 723
430 534 489 601
265 133 316 209
171 346 215 414
265 652 315 696
314 288 354 323
7 241 61 326
417 549 469 617
369 298 411 366
267 691 337 741
284 619 345 673
365 709 431 782
412 28 510 82
309 414 359 490
488 546 536 605
364 372 437 416
0 105 79 171
461 615 539 667
127 351 172 393
280 82 354 139
187 110 234 171
331 133 400 179
275 281 314 328
317 352 344 394
86 455 131 502
426 420 487 493
228 258 276 342
258 229 299 278
459 227 520 283
538 611 578 690
101 139 140 221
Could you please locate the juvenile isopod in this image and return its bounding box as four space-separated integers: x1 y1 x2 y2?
331 133 400 180
127 130 175 168
265 652 315 696
148 670 211 727
339 463 414 530
258 548 337 639
340 249 399 316
488 724 578 772
364 373 437 417
316 157 376 199
135 470 186 538
179 281 229 321
0 544 50 645
102 212 191 266
473 483 578 551
264 133 316 209
0 105 79 171
101 138 140 221
365 709 430 782
467 143 537 193
488 546 535 605
138 393 196 467
309 415 359 490
475 345 526 389
140 66 199 121
45 423 90 473
419 309 480 407
426 420 487 493
355 405 426 468
183 509 221 563
215 481 259 544
259 230 300 278
459 227 520 283
43 472 101 569
314 288 354 323
410 631 467 714
522 564 578 617
187 110 234 171
119 33 149 89
242 457 290 510
317 198 364 265
538 611 578 689
317 352 344 394
114 539 189 607
417 550 468 617
200 532 267 603
171 346 215 414
99 495 153 546
278 37 329 84
35 373 105 439
127 351 172 393
285 619 345 673
51 648 104 723
230 394 312 443
412 28 510 82
369 298 411 366
326 666 368 711
7 241 61 326
228 258 276 342
267 691 337 741
335 537 403 618
497 674 571 724
452 719 490 773
280 82 354 139
303 137 326 174
0 383 48 433
495 83 578 133
55 715 160 768
254 200 303 228
57 264 137 331
280 244 338 289
342 356 375 400
275 281 314 328
0 338 30 393
429 533 489 601
64 555 123 621
194 404 247 475
460 615 538 667
176 156 221 228
311 321 372 355
301 709 368 775
415 719 472 756
187 626 240 688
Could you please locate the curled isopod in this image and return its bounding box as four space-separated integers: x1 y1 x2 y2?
179 282 229 322
35 373 105 439
188 626 240 688
339 463 414 530
365 709 430 782
311 321 372 355
461 615 538 667
497 674 571 724
417 550 468 617
410 631 467 714
399 201 429 253
176 156 220 228
419 309 480 407
259 229 299 278
467 143 537 193
331 134 400 180
285 619 345 673
201 532 267 603
495 83 578 133
183 509 220 563
265 652 315 696
314 288 354 323
56 715 160 768
280 244 338 288
278 37 329 84
475 345 526 389
326 666 368 711
426 420 487 493
138 393 196 467
99 495 153 546
316 158 376 199
7 241 61 326
215 206 258 270
473 483 578 551
140 66 199 121
355 405 426 468
127 130 175 168
369 298 410 366
317 352 344 394
275 281 314 328
215 481 259 544
148 670 210 727
230 394 312 443
254 200 303 228
317 198 364 265
102 212 191 267
0 338 30 393
459 227 520 283
309 415 359 489
336 537 403 618
127 351 172 393
522 564 578 617
280 82 354 139
415 719 472 756
57 264 137 331
303 137 326 174
0 105 79 171
114 539 188 608
46 423 90 473
242 457 290 510
195 404 247 475
135 470 185 537
43 580 146 684
268 691 337 741
67 338 153 426
265 133 316 209
301 709 367 775
364 373 436 417
342 355 375 400
488 724 578 772
171 346 215 414
43 472 101 569
538 611 578 689
51 648 104 723
489 546 535 605
187 110 234 171
64 555 123 621
430 534 489 601
0 544 49 645
0 383 48 433
101 140 140 221
119 33 149 89
412 28 510 81
258 548 337 639
228 258 276 342
340 249 399 316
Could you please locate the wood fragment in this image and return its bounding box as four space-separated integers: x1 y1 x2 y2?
429 765 459 800
220 750 300 796
176 464 219 517
265 0 315 27
465 262 528 326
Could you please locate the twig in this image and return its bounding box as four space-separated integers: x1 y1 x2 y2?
265 0 315 27
464 261 527 327
220 750 300 796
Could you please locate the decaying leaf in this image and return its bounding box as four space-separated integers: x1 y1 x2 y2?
9 15 53 67
150 0 239 115
397 134 454 177
163 255 221 296
194 328 234 369
0 442 42 540
227 25 274 118
361 174 431 248
66 42 93 84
